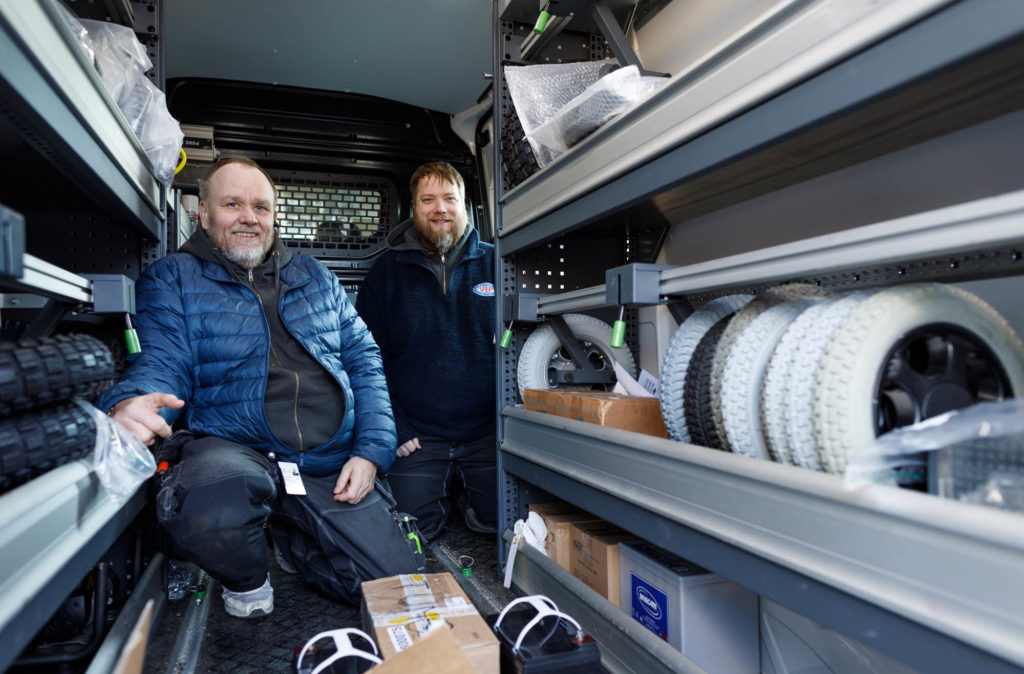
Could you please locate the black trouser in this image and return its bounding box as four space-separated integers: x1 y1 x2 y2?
155 435 423 602
385 433 497 540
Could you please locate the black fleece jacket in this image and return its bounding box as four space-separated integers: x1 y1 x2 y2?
355 220 496 444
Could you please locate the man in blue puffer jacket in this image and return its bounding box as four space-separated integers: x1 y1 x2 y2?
96 157 422 618
356 162 497 541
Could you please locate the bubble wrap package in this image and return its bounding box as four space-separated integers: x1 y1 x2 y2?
529 66 668 153
504 60 616 167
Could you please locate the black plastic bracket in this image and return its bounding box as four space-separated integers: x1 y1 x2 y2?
546 314 615 386
504 292 544 323
605 263 672 307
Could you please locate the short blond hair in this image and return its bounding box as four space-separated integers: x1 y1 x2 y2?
410 162 465 202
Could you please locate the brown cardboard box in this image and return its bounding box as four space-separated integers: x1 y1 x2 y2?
528 502 606 570
361 573 499 674
371 623 477 674
523 389 668 438
569 521 634 608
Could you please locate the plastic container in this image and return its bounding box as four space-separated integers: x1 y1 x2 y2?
619 540 758 673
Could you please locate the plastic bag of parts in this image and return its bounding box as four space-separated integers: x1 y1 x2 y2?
504 60 616 168
73 19 183 185
78 400 156 508
529 65 668 153
844 399 1024 513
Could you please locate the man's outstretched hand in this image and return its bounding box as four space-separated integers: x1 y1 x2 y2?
108 393 185 446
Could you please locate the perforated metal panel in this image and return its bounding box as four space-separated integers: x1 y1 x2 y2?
276 183 386 250
272 173 397 264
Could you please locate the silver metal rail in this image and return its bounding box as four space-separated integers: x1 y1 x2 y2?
533 189 1024 314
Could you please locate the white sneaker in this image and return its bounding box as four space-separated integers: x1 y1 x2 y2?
222 575 273 618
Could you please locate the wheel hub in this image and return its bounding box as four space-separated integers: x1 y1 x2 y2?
874 324 1011 435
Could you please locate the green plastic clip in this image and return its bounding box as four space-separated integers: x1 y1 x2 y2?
404 516 423 555
124 314 141 355
461 567 472 577
533 10 550 34
499 320 514 349
610 306 625 349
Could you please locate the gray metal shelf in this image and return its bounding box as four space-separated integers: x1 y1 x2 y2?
0 0 163 240
0 459 148 672
533 189 1024 315
501 529 706 674
498 0 1024 255
501 407 1024 673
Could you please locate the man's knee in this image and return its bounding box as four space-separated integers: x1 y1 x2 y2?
157 466 276 534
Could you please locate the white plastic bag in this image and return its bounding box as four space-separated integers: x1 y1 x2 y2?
75 19 184 185
79 400 156 507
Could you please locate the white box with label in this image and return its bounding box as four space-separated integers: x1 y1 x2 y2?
619 540 759 673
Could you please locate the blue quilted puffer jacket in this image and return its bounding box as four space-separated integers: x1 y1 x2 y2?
95 246 396 476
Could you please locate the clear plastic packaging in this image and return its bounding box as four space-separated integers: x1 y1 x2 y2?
166 560 197 601
529 66 668 153
78 400 156 508
504 60 616 168
844 399 1024 513
69 18 184 185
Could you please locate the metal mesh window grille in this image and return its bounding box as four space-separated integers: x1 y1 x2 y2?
275 179 389 254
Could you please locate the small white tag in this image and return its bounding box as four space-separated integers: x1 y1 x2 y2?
638 369 659 397
504 534 521 589
278 461 306 495
386 624 414 652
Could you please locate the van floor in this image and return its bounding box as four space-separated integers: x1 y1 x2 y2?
143 516 513 673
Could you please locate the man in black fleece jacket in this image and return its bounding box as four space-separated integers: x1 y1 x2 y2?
356 162 497 540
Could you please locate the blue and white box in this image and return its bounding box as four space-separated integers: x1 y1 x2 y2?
619 540 759 673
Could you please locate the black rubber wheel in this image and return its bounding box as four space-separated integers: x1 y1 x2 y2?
0 334 115 416
0 401 96 494
683 316 732 450
501 105 540 191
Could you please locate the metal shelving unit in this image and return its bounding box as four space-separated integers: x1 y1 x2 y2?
493 0 1024 672
0 0 163 240
499 0 1024 253
0 461 148 672
502 409 1024 673
0 1 168 669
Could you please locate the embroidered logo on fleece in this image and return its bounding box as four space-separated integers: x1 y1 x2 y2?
472 282 495 297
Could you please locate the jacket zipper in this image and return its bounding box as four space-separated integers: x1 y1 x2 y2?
441 253 447 295
251 271 304 452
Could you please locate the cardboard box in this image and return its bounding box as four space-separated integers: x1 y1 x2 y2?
620 540 759 673
361 573 499 674
371 622 477 674
528 502 606 569
523 389 668 438
568 521 633 607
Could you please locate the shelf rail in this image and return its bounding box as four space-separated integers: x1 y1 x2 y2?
531 189 1024 315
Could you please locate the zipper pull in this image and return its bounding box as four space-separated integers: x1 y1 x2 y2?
248 268 254 283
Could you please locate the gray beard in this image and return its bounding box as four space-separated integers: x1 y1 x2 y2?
223 243 271 269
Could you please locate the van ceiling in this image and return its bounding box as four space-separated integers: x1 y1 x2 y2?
164 1 494 115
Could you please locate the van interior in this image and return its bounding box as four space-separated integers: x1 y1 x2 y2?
2 0 1024 672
